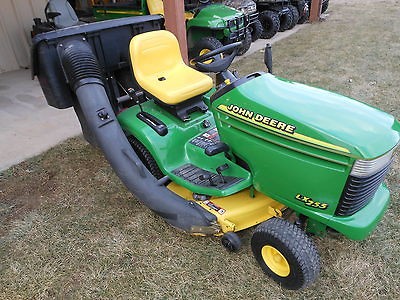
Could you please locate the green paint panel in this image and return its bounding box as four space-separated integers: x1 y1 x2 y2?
118 101 251 197
187 4 244 30
211 73 399 239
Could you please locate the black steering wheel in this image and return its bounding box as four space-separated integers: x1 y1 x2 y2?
191 41 242 73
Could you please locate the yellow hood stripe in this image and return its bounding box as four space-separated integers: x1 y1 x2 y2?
217 104 350 154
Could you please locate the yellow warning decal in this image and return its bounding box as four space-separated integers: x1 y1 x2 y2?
217 104 350 154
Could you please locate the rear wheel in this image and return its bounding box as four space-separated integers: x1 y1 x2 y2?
251 218 320 290
237 28 252 56
249 19 263 42
297 0 309 24
259 10 280 39
321 0 329 13
127 136 164 179
279 9 293 32
288 5 299 29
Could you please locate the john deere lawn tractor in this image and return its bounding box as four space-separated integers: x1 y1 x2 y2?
31 15 399 289
92 0 251 56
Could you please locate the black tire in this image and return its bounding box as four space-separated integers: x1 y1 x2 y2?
321 0 329 13
297 0 309 24
127 135 164 179
249 19 263 42
251 218 320 290
287 5 299 29
221 232 242 252
190 36 223 61
259 10 280 39
237 28 252 56
279 9 293 32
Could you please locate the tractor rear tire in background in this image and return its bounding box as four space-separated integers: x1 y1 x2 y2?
249 19 263 42
279 9 293 32
287 5 299 29
259 10 280 39
128 136 164 180
321 0 329 13
297 0 309 24
190 36 224 61
251 218 320 290
237 28 252 56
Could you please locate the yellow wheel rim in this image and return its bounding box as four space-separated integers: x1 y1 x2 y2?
199 48 213 64
190 49 213 66
261 245 290 277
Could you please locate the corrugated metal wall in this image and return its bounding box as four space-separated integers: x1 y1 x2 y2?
0 0 47 73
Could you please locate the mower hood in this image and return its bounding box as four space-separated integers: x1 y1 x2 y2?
188 4 244 29
213 73 400 159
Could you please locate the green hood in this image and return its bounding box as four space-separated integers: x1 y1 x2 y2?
213 73 399 159
187 4 244 29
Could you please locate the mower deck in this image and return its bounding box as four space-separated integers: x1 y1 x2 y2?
168 182 286 234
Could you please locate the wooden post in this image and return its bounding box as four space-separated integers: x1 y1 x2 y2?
163 0 188 64
309 0 322 23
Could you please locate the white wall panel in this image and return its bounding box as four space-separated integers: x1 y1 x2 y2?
0 0 47 73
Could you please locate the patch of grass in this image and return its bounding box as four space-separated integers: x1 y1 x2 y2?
1 1 399 298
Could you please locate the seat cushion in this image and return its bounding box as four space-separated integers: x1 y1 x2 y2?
130 30 213 105
138 64 213 105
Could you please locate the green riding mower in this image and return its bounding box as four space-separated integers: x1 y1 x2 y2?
92 0 252 57
31 15 399 290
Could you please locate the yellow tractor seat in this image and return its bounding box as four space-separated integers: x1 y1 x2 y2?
129 30 213 112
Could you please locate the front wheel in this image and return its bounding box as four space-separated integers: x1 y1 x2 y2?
251 218 320 290
190 36 223 62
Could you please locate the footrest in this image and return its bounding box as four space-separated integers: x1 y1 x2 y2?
172 164 243 190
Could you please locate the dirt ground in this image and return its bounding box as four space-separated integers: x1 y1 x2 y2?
1 0 399 299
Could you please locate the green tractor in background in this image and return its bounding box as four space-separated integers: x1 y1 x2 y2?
92 0 252 57
223 0 263 42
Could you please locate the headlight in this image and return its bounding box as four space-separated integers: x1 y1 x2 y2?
350 146 397 178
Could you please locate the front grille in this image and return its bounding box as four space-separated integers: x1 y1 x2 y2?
226 15 248 33
335 160 393 216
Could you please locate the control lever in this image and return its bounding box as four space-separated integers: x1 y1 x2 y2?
199 174 216 186
216 163 229 184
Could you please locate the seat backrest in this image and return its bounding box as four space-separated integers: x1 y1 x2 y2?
129 30 184 81
47 0 79 28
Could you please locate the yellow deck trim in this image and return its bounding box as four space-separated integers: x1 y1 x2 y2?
168 182 285 234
